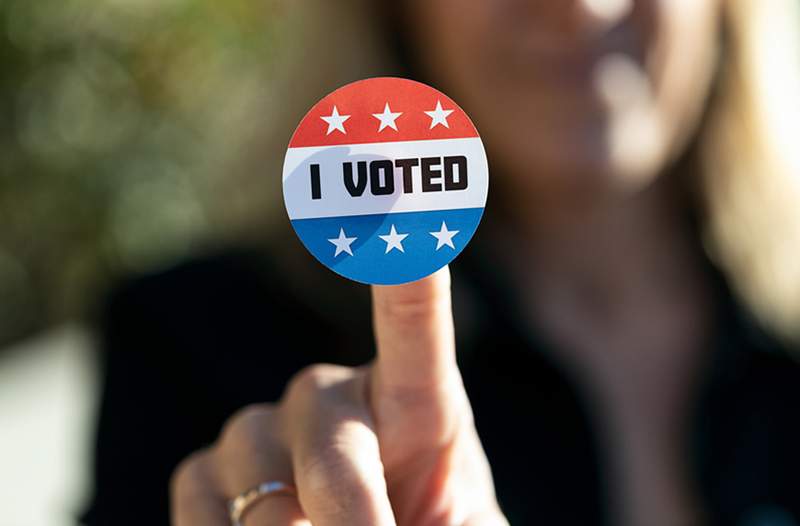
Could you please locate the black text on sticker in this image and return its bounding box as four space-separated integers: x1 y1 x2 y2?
309 156 468 200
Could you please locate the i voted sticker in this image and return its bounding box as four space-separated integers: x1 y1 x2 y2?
282 77 489 285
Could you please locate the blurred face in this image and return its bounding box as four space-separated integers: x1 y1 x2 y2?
406 0 722 198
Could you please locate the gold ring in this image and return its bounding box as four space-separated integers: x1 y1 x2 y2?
228 481 297 526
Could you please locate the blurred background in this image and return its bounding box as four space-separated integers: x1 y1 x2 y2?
2 0 800 524
0 0 293 347
0 0 316 523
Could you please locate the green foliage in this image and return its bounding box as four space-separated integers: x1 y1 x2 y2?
0 0 284 344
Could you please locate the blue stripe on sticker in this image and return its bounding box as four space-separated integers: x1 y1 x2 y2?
291 207 485 285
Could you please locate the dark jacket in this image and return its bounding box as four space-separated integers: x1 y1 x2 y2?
81 235 800 526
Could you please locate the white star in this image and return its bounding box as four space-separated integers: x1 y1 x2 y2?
379 224 409 253
328 228 357 257
424 100 454 129
372 102 403 132
320 106 350 135
430 222 459 250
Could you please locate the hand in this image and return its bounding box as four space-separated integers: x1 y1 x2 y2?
170 267 508 525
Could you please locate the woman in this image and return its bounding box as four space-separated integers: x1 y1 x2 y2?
83 1 800 525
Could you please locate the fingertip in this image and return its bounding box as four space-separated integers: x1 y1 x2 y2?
371 266 451 313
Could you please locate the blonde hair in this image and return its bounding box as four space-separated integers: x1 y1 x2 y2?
700 0 800 344
241 0 800 342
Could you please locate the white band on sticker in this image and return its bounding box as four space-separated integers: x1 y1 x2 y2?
283 137 488 220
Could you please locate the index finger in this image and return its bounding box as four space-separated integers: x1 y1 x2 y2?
370 266 457 396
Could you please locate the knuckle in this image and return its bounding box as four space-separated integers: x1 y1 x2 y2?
219 403 275 455
377 293 448 329
284 363 353 405
299 444 377 513
303 449 347 494
170 448 212 501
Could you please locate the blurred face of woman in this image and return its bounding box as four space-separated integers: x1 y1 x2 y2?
406 0 722 198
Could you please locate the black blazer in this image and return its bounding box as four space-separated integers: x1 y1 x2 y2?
81 240 800 526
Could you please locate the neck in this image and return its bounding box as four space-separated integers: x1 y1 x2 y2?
495 172 714 404
492 174 713 526
502 175 699 303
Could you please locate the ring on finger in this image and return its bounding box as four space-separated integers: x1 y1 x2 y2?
228 481 297 526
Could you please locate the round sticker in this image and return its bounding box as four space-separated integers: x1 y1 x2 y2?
282 77 489 285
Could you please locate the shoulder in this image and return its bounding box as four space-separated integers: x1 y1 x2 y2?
103 250 274 322
698 305 800 519
95 246 374 386
99 249 309 348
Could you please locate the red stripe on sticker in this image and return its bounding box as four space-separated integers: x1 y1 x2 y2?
288 77 479 148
